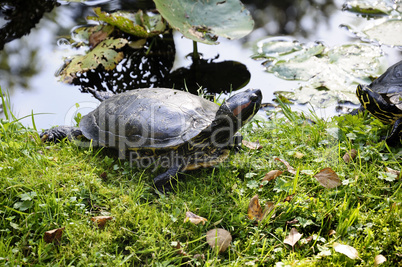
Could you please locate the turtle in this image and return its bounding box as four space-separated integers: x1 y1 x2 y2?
41 88 262 191
355 60 402 146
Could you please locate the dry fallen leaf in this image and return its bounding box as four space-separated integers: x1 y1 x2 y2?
328 230 336 236
333 242 358 259
261 170 283 184
274 157 297 175
314 167 341 189
287 218 299 225
242 140 263 150
91 216 113 229
173 241 189 257
248 194 263 221
206 228 232 253
343 149 357 163
264 201 275 218
248 195 275 221
283 193 295 202
184 211 208 225
374 254 387 266
44 227 65 244
385 167 401 179
284 228 302 247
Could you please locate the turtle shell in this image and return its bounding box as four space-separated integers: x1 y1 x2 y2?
370 60 402 110
79 88 219 149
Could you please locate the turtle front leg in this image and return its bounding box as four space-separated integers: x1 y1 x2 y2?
40 126 83 143
385 118 402 147
154 165 182 193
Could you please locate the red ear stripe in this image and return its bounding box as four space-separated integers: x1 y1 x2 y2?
233 101 251 116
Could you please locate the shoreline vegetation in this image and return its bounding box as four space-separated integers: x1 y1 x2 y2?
0 90 401 266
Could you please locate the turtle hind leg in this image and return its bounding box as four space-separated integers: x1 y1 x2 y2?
40 126 83 143
385 117 402 147
154 165 182 193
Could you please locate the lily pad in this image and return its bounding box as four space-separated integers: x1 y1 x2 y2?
341 18 402 49
88 8 167 38
58 38 128 83
363 19 402 47
255 38 385 107
153 0 254 44
342 0 401 16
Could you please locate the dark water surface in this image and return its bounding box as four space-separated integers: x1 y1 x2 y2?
0 0 400 129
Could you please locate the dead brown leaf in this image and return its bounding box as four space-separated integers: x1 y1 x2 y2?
264 201 275 218
283 193 295 202
206 228 232 253
328 229 336 236
242 140 262 150
284 227 302 247
287 218 299 225
247 194 263 221
184 211 208 225
91 216 113 229
100 172 107 180
374 254 387 266
44 227 65 244
333 242 358 259
343 149 357 163
261 170 283 184
248 195 275 221
314 167 341 188
274 157 297 175
173 241 189 257
385 167 401 179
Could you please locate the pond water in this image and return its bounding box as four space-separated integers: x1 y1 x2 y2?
0 0 401 130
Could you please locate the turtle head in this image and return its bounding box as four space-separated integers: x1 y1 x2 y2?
202 89 261 148
217 89 262 128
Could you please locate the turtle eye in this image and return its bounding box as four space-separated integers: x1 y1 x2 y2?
250 93 259 102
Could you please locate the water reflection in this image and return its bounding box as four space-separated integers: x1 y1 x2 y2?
70 32 176 94
0 0 59 50
243 0 335 38
1 0 398 128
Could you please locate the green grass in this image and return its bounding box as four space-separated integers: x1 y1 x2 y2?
0 92 401 266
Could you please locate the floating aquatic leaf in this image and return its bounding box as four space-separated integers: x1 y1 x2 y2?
284 228 302 247
254 37 302 58
364 19 402 47
154 0 254 45
206 228 232 253
342 0 399 15
255 38 385 107
333 242 359 259
88 8 167 38
58 38 128 83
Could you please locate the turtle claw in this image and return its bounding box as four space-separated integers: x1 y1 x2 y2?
40 126 82 143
